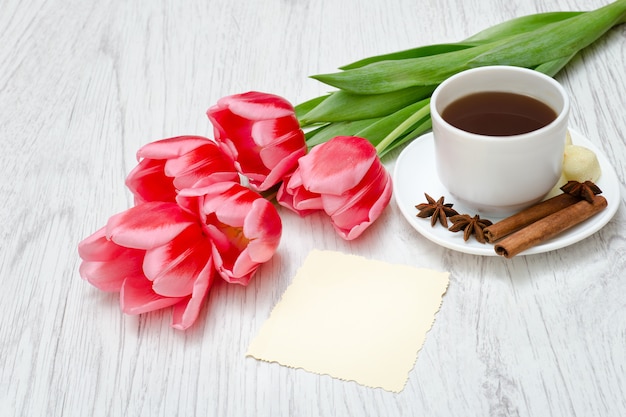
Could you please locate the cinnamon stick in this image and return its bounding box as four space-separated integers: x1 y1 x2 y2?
494 195 607 258
484 193 580 243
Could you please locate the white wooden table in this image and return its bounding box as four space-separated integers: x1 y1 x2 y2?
1 0 625 416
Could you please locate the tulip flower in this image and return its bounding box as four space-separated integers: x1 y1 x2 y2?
207 91 307 192
177 180 282 285
277 136 392 240
78 202 215 330
125 135 239 204
79 182 282 328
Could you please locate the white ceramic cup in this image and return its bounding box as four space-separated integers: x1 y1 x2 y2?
430 65 570 217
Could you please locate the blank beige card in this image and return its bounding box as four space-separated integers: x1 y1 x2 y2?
246 250 450 392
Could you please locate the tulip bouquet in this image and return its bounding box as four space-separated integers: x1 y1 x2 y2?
79 93 392 329
78 0 625 329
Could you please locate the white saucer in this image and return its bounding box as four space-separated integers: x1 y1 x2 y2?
392 129 620 256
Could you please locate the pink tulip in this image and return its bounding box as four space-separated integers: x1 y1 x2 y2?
78 202 215 330
125 135 239 204
206 91 307 192
79 180 283 328
177 180 282 285
277 136 392 240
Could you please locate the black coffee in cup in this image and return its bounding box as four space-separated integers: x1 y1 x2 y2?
441 91 557 136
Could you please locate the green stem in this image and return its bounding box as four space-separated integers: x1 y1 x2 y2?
375 99 430 154
470 0 626 68
311 0 626 95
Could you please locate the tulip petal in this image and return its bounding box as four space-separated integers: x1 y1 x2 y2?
208 107 254 152
277 183 316 216
222 252 256 285
144 228 213 297
78 227 146 291
258 130 307 167
125 158 176 204
215 121 271 180
243 198 282 263
120 276 184 315
164 143 238 190
106 202 196 250
276 172 323 215
136 136 213 160
291 188 324 212
298 136 377 194
255 147 306 192
201 183 256 227
79 255 144 292
327 172 393 240
251 117 302 147
321 161 389 216
211 244 255 285
170 261 215 330
214 92 295 121
78 227 128 261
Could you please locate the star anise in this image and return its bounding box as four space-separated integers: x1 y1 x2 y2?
448 214 493 243
415 193 459 227
560 180 602 203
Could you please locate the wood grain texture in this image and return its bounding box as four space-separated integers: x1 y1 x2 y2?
1 0 625 416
